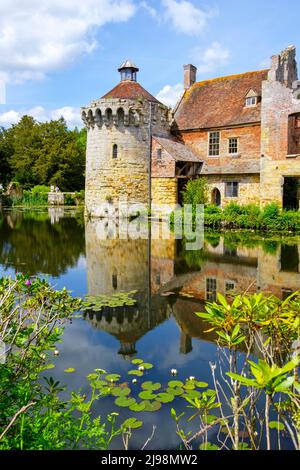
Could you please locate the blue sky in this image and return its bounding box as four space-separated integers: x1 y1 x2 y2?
0 0 299 128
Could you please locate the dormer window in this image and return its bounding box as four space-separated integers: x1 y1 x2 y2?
246 96 257 107
245 89 259 107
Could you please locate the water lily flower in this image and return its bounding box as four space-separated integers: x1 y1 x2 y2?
188 376 196 381
138 365 145 372
171 368 178 376
132 379 138 384
54 349 60 356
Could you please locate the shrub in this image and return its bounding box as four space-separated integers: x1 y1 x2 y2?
182 177 208 207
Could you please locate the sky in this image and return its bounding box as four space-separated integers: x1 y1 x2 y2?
0 0 299 128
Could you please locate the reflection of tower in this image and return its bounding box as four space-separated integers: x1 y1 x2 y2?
81 61 170 216
85 219 168 358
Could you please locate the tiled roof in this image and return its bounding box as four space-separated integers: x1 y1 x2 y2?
201 160 260 175
101 81 161 103
175 70 269 130
153 135 202 162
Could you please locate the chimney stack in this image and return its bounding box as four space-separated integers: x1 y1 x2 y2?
184 64 197 90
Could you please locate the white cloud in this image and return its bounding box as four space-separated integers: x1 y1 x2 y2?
192 41 230 74
162 0 215 35
0 106 82 129
0 0 136 84
156 83 183 107
140 1 158 18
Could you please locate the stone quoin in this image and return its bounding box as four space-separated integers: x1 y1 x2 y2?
82 46 300 214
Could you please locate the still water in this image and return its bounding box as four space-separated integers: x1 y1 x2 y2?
0 208 299 449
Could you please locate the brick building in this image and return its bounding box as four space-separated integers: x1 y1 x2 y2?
82 46 300 214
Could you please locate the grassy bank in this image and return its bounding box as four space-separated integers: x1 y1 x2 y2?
204 203 300 232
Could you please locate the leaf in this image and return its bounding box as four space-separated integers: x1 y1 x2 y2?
141 381 161 391
129 402 146 412
156 393 174 403
199 442 219 451
64 367 75 373
128 370 143 377
196 381 208 388
131 359 143 364
40 364 55 371
114 396 136 407
105 374 120 383
167 387 184 396
139 390 156 400
269 421 285 431
226 372 258 387
140 363 153 370
122 418 143 430
141 400 162 412
168 380 184 388
111 387 131 397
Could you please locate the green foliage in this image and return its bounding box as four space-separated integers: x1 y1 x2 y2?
182 178 208 207
0 275 139 450
204 202 300 232
0 117 85 191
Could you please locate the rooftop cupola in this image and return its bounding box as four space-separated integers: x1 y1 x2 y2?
118 60 139 82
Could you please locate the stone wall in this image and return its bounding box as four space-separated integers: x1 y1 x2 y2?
151 177 177 205
48 192 65 205
82 98 169 216
205 174 260 207
151 138 176 177
260 46 300 207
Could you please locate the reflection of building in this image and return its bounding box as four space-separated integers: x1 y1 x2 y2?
85 219 300 358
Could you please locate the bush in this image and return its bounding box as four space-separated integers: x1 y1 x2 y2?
182 177 208 207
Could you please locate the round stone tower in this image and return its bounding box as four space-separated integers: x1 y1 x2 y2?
81 60 170 216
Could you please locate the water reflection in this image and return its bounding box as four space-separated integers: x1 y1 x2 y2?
0 209 300 358
84 219 300 357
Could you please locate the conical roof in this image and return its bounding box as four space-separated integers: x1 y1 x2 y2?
118 60 139 72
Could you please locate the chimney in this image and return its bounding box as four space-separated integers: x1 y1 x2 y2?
184 64 197 90
268 46 298 88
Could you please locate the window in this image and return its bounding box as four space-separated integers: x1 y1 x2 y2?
209 132 220 156
226 281 236 292
245 96 257 107
157 148 162 161
112 144 118 159
112 274 118 290
229 137 238 154
225 181 239 198
206 278 217 302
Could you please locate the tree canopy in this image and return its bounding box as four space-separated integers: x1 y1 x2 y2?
0 116 86 191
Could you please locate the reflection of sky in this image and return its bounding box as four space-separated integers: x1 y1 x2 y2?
1 210 298 449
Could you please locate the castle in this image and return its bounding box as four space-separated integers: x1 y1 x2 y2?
82 46 300 215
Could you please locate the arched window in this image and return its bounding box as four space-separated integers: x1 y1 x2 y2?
112 144 118 159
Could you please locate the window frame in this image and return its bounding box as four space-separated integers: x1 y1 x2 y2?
112 144 118 159
157 148 162 161
228 137 239 155
225 181 239 198
208 131 220 157
206 277 217 302
245 96 257 107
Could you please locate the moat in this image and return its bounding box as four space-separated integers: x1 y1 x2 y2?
0 207 299 449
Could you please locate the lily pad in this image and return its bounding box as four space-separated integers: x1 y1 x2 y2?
141 400 162 412
168 380 184 388
105 374 120 383
156 393 175 403
196 381 209 388
141 381 161 391
131 359 143 364
114 396 136 407
64 368 75 373
167 386 184 396
139 390 156 400
269 421 285 431
111 387 131 397
122 418 143 430
128 370 143 377
129 402 146 412
140 363 153 370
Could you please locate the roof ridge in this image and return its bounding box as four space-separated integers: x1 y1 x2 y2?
193 69 269 88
